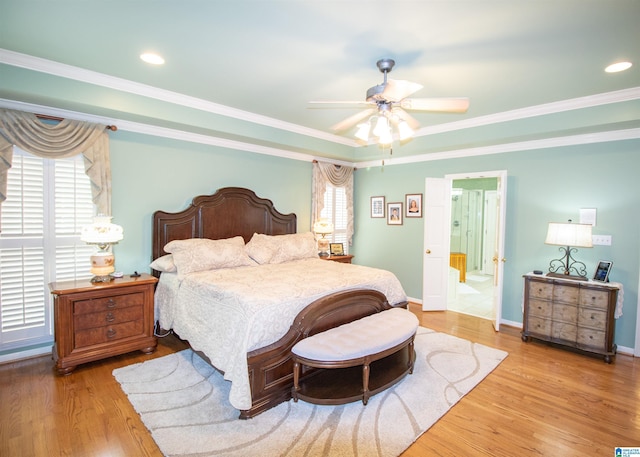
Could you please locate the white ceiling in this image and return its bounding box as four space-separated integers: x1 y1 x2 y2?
1 0 639 164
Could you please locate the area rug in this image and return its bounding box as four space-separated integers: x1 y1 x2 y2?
113 327 507 457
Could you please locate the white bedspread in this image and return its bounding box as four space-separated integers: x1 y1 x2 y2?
154 258 407 410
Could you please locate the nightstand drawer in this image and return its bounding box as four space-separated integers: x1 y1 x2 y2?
528 299 551 318
74 292 144 315
75 320 144 348
579 289 609 310
74 305 143 331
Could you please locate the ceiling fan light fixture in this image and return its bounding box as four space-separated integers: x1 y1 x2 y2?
378 128 393 145
372 116 390 137
140 52 165 65
354 122 371 142
397 120 414 141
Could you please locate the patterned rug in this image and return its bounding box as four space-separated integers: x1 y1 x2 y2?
113 327 507 457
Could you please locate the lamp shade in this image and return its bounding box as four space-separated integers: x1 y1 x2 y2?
313 219 334 235
545 222 593 248
81 215 123 245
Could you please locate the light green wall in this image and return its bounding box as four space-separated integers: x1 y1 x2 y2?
107 130 638 350
352 141 639 349
109 131 313 275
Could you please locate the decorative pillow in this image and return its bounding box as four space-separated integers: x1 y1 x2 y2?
163 236 254 275
246 232 318 264
149 254 177 273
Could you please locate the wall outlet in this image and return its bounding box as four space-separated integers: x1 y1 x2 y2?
592 235 612 246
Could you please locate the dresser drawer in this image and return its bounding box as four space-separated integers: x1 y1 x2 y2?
552 303 577 323
551 321 577 342
74 305 143 331
578 308 607 329
528 299 552 318
577 328 606 350
527 316 551 337
73 292 144 315
552 284 579 304
528 281 553 300
579 289 610 310
75 320 144 348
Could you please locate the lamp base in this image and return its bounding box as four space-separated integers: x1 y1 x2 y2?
546 272 589 281
91 274 115 283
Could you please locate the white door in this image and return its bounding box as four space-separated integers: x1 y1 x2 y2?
422 178 451 311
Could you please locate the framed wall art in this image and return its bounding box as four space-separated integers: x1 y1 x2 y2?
405 193 422 218
329 243 344 256
387 202 403 225
371 196 385 218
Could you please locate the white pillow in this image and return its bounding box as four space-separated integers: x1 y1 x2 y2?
163 236 254 275
246 232 318 264
149 254 177 273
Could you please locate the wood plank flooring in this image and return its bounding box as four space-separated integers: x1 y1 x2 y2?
1 304 638 456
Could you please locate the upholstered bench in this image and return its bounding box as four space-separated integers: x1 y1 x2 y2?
291 307 419 405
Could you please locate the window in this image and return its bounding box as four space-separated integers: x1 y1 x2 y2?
320 184 348 254
0 148 95 354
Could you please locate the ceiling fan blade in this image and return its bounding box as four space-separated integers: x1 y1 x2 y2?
308 101 373 107
390 107 421 130
381 79 423 102
330 108 376 132
400 97 470 113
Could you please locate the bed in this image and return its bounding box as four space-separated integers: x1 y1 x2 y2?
151 187 408 419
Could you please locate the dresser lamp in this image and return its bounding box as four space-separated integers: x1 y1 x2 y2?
313 219 334 258
80 215 124 282
544 220 592 280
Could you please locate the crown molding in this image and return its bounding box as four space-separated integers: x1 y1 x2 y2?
0 48 354 147
355 128 640 168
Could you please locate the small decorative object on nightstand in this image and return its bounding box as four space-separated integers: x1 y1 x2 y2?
49 273 158 375
321 255 354 264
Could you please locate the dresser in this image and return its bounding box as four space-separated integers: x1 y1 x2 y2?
49 273 158 375
522 273 619 363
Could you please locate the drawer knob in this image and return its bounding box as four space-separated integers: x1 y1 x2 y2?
107 328 117 339
106 312 115 322
106 299 117 308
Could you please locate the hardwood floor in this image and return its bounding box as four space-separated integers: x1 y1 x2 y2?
1 305 638 456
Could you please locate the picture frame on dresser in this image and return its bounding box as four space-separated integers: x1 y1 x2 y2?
329 243 344 256
593 260 612 282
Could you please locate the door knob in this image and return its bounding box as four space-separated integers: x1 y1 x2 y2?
425 249 431 254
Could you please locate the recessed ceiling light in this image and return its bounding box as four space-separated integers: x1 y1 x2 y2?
140 52 165 65
605 61 632 73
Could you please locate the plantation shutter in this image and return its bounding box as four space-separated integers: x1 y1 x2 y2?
0 148 94 350
321 184 348 253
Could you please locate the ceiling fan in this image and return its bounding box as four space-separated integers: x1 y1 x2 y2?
310 59 469 144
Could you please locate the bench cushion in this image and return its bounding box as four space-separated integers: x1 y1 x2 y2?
292 307 418 362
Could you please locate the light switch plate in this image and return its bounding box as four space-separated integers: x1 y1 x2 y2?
592 235 612 246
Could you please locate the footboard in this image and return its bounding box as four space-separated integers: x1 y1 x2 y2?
240 288 407 419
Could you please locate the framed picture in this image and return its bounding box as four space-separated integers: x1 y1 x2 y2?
593 260 612 282
371 196 385 218
329 243 344 256
405 193 422 218
387 202 403 225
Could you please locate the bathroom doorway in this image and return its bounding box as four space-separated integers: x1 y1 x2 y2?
447 177 498 321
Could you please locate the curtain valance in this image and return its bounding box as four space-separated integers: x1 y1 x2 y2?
0 109 112 220
312 161 354 246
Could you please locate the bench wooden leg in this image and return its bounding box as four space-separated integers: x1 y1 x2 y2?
408 339 415 374
292 360 300 402
362 362 370 405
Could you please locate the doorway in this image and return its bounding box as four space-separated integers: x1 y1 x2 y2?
447 180 497 320
422 171 507 331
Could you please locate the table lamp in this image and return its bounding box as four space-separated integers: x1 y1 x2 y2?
80 215 124 282
544 220 592 280
313 219 334 258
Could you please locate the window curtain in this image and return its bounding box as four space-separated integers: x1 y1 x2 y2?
312 161 354 245
0 109 112 223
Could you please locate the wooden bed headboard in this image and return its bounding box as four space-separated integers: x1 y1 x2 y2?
152 187 297 272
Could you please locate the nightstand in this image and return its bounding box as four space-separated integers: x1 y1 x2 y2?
321 255 354 264
49 273 158 375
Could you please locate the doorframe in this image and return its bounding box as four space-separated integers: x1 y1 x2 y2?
445 170 507 331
